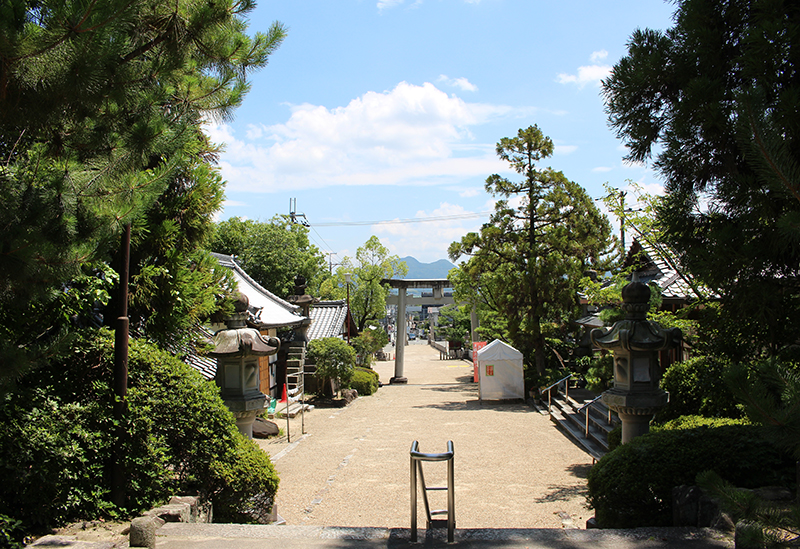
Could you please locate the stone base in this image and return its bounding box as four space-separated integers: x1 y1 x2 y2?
390 376 408 384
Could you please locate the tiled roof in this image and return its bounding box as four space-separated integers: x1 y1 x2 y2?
308 300 352 341
211 252 306 329
625 237 702 301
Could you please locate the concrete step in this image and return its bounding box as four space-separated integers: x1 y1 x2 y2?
268 401 314 418
548 407 606 462
148 523 731 548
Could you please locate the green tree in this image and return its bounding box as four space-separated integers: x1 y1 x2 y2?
320 236 408 332
449 126 612 375
211 216 327 298
0 0 286 380
109 138 239 347
602 0 800 358
435 304 472 347
307 337 356 398
351 326 389 367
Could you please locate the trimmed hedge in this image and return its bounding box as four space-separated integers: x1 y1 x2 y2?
657 355 741 422
350 367 379 396
587 417 794 528
0 329 279 536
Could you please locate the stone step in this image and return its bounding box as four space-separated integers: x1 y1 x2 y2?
268 401 314 418
548 407 606 462
146 523 730 549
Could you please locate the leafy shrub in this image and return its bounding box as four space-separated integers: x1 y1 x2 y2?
0 329 279 534
583 354 614 392
350 367 379 396
657 355 741 422
587 419 793 528
0 514 25 549
352 328 389 367
307 337 356 397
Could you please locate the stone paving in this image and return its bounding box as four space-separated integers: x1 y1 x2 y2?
255 341 595 530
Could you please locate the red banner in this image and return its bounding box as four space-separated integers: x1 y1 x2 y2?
472 341 487 382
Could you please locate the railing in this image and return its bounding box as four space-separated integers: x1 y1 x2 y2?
410 440 455 543
542 373 574 413
576 395 611 438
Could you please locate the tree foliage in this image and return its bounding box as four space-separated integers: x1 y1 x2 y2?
0 0 286 380
351 326 389 367
211 216 327 299
603 0 800 357
449 125 612 375
307 337 356 397
320 236 408 333
435 303 472 347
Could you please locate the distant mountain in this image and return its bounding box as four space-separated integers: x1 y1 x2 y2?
400 256 456 279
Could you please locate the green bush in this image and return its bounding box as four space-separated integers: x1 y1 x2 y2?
350 367 379 396
352 328 389 367
587 419 793 528
307 337 356 396
583 354 614 392
0 329 279 535
0 514 25 549
657 355 742 422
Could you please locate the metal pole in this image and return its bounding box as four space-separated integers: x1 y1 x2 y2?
447 441 455 543
112 222 131 508
410 442 418 543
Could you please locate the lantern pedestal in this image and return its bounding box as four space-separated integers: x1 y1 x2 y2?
602 388 669 443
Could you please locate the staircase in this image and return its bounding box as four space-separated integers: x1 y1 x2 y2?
270 340 314 419
540 376 617 462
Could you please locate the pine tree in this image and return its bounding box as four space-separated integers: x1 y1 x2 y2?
0 0 286 381
602 0 800 357
449 126 612 375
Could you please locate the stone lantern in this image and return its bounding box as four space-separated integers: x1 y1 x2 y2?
590 273 682 444
210 293 280 438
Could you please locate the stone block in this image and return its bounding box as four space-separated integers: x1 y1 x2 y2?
169 496 199 522
146 502 190 523
129 516 159 548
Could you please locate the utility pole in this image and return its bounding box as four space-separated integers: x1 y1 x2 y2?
289 198 309 227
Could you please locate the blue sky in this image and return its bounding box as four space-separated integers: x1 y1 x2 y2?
206 0 676 264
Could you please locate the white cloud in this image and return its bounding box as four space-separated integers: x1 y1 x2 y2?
557 51 613 87
557 64 612 87
456 187 482 198
373 203 485 262
437 74 478 92
205 81 521 193
377 0 405 10
592 166 613 173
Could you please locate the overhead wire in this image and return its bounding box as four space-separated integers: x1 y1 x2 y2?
310 211 492 227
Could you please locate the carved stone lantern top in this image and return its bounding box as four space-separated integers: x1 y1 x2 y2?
591 272 682 353
209 293 280 358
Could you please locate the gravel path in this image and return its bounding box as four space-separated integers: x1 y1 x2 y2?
255 342 594 530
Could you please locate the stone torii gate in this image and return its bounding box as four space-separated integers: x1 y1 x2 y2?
383 278 455 383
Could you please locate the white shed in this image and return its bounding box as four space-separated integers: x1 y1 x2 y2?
477 340 524 402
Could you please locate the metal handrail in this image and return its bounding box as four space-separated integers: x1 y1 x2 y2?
542 373 573 413
577 395 602 437
410 441 454 543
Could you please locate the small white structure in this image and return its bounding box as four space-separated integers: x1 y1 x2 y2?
477 340 524 402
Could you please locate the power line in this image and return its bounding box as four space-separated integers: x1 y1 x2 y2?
311 211 492 227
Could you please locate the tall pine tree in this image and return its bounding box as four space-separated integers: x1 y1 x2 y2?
0 0 285 381
449 126 612 375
